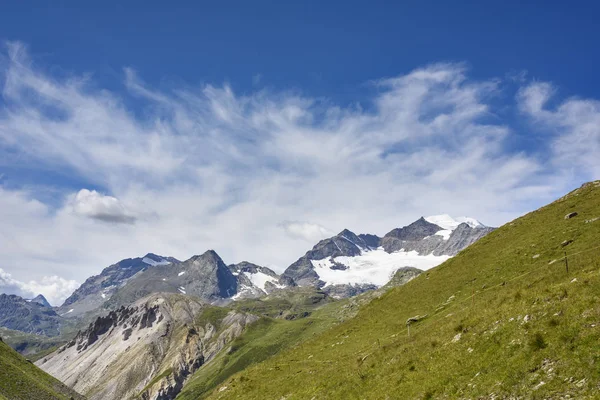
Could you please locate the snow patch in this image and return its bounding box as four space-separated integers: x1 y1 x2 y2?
101 293 106 299
178 287 186 294
245 271 284 291
178 271 186 276
231 285 253 300
434 229 453 240
142 257 171 267
311 248 450 287
425 214 484 230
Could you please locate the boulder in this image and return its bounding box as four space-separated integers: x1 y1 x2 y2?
564 212 578 219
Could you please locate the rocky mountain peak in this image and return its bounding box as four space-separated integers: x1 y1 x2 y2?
384 217 442 241
282 215 494 297
59 253 178 317
0 293 61 336
30 294 52 308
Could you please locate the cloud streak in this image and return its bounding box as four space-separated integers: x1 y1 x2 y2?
0 42 598 304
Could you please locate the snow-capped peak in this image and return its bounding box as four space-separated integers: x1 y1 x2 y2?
424 214 484 230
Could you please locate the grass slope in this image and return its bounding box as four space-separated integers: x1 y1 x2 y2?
177 288 345 399
0 339 85 400
204 181 600 399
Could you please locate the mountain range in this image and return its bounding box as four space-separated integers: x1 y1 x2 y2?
2 183 600 399
0 214 494 399
1 215 492 334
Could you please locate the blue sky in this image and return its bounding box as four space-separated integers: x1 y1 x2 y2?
0 1 599 304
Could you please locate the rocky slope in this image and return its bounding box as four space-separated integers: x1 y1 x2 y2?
30 294 52 308
281 215 493 296
229 262 284 299
58 253 179 318
0 294 62 337
37 293 258 400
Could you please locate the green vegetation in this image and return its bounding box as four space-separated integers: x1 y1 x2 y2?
0 327 65 361
138 367 174 397
0 339 84 400
195 306 232 331
177 287 348 399
198 181 600 399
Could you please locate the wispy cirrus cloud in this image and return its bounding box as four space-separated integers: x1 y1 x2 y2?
0 41 598 304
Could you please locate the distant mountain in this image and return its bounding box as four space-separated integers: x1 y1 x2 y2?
281 215 494 297
29 294 52 308
57 253 179 317
229 261 285 300
0 294 61 337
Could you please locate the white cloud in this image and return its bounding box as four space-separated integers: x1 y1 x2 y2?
71 189 136 224
518 82 600 178
281 221 334 242
0 268 79 306
0 42 597 306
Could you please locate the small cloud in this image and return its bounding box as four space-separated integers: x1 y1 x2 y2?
280 221 333 243
71 189 136 224
0 268 79 306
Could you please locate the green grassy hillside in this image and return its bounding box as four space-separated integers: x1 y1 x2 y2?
177 287 346 399
203 181 600 399
0 339 85 400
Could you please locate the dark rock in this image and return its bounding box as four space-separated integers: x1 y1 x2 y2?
122 328 133 341
561 239 574 247
104 250 238 308
384 267 423 288
0 294 61 337
564 212 578 219
322 284 379 298
30 294 52 308
384 217 441 242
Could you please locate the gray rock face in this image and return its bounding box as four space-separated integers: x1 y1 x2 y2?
322 283 379 299
384 267 423 288
0 294 61 336
229 262 283 299
38 293 259 400
58 253 179 317
432 223 495 256
30 294 52 308
105 250 238 309
384 217 441 242
381 221 494 256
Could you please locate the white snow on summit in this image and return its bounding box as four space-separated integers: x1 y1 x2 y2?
425 215 484 240
311 248 450 287
425 214 484 230
142 257 171 267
